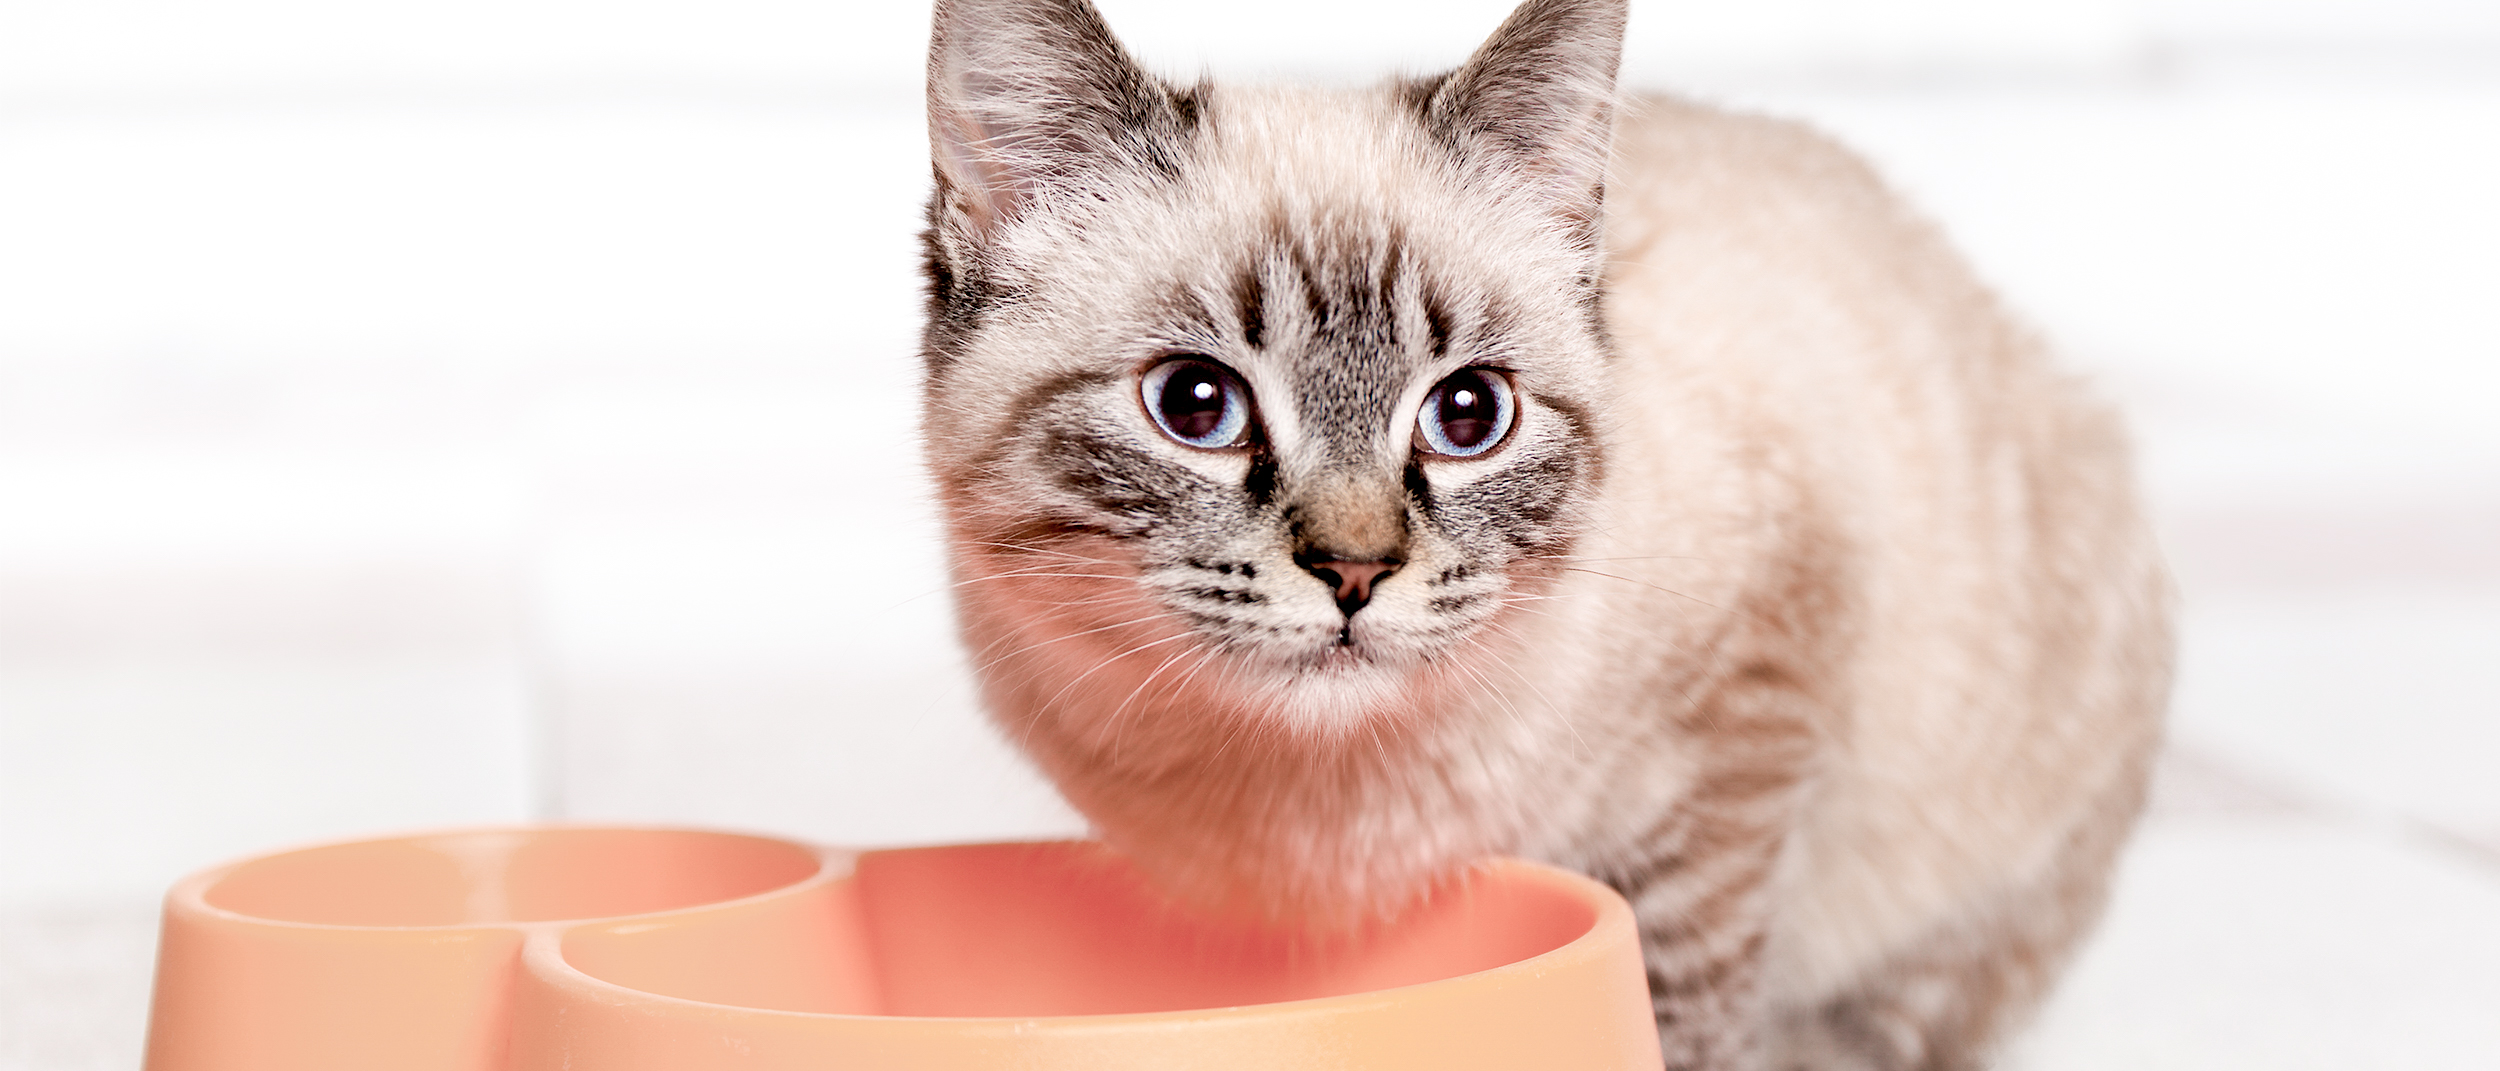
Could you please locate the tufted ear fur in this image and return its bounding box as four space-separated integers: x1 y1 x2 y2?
1408 0 1625 235
926 0 1204 241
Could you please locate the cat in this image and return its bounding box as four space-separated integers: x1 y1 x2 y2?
915 0 2172 1067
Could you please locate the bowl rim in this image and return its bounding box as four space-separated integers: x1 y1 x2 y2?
171 824 843 933
538 841 1634 1025
165 826 1637 1024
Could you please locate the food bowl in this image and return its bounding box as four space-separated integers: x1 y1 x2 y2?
142 828 1661 1070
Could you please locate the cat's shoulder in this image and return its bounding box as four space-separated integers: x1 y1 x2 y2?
1612 94 1887 189
1606 94 1919 239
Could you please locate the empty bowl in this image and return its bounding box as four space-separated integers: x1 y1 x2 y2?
143 828 1661 1070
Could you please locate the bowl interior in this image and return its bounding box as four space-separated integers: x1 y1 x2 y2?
202 828 823 927
561 842 1600 1018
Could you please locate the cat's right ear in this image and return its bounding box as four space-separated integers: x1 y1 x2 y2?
1412 0 1626 237
927 0 1197 241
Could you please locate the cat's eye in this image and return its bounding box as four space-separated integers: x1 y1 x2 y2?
1416 368 1515 458
1140 356 1254 449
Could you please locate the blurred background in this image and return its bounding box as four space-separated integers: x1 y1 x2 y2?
1 0 2494 1067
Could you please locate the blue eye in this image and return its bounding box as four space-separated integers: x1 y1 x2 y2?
1141 357 1253 448
1416 368 1515 457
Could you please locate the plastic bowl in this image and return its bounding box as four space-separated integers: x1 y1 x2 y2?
142 828 1661 1070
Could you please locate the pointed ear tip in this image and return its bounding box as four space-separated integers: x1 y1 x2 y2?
1576 0 1630 34
1562 0 1628 33
1494 0 1627 51
1520 0 1627 19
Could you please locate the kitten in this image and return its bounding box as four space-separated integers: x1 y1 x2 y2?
916 0 2172 1067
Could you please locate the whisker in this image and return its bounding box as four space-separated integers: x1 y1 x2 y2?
1559 567 1735 615
1107 643 1200 728
971 610 1180 674
1105 644 1226 759
950 570 1138 587
1470 616 1591 761
1037 630 1201 716
966 540 1112 564
1524 553 1726 566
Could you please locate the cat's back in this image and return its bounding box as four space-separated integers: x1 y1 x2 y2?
1599 94 2026 436
1595 92 2158 655
1581 94 2171 1001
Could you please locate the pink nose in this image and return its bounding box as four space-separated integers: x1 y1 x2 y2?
1308 560 1397 615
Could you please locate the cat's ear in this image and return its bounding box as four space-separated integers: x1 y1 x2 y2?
927 0 1199 240
1412 0 1625 231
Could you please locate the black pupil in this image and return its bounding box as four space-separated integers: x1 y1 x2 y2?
1435 371 1500 449
1159 363 1232 442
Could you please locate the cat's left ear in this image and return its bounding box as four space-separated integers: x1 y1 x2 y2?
927 0 1200 241
1412 0 1626 235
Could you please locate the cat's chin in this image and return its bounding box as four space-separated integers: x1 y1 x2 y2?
1244 646 1434 737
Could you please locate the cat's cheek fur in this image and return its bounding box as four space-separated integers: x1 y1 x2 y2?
955 577 1199 766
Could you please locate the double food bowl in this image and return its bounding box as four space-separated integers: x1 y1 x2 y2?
142 827 1663 1069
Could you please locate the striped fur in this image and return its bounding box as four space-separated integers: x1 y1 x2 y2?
917 2 2171 1068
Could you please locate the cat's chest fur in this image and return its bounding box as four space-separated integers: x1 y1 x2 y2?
919 2 2168 1065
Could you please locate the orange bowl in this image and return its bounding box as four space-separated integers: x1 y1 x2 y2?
142 828 1661 1070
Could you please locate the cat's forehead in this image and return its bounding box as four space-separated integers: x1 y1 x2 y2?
1202 86 1445 199
1190 86 1543 262
1019 86 1581 337
1011 85 1556 286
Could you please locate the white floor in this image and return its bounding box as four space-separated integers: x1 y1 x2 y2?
5 46 2497 1071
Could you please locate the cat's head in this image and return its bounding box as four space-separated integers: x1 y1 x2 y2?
920 0 1625 756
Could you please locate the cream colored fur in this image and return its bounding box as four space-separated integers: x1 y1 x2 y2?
919 2 2171 1066
1563 96 2170 1060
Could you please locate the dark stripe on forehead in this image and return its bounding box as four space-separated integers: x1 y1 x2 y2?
1145 280 1250 358
1424 285 1453 359
1264 222 1425 462
1285 238 1330 333
1472 299 1522 356
1374 230 1404 313
1233 260 1266 349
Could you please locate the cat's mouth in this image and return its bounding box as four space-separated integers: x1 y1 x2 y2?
1309 635 1382 665
1202 575 1478 683
1276 622 1422 678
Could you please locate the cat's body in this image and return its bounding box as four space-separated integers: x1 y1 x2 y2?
917 2 2171 1068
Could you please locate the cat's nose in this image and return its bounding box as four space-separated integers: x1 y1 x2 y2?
1306 559 1398 617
